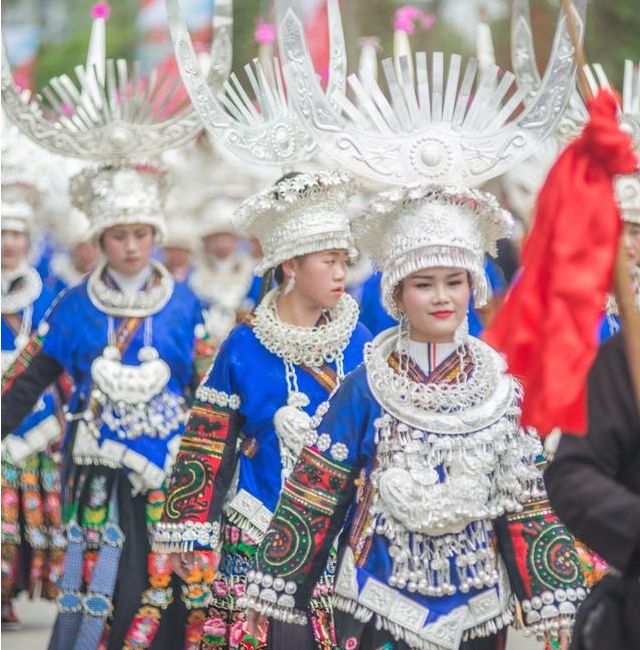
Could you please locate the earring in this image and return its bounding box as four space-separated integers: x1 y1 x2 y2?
453 315 469 347
396 311 409 352
283 274 296 295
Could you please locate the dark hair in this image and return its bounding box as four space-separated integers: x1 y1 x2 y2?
274 264 285 285
272 171 303 200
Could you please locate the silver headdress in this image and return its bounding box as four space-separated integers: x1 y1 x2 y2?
234 170 358 275
616 174 640 226
274 0 586 186
198 196 239 239
354 186 512 318
70 164 168 242
1 116 40 233
1 183 38 234
512 0 639 149
1 2 232 162
165 0 347 167
511 1 640 223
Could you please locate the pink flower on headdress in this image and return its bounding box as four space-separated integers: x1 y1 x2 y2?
393 6 436 35
254 18 276 46
91 3 111 20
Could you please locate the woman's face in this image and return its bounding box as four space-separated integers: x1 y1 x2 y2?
1 230 30 271
283 249 349 310
203 232 238 260
622 221 640 268
72 241 99 274
396 267 471 343
100 223 155 275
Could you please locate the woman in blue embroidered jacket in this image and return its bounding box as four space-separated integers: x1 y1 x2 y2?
1 179 65 625
1 163 214 650
244 186 587 650
154 171 372 650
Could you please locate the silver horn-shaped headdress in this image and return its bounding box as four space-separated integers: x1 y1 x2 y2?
166 0 346 166
275 0 586 186
1 2 232 161
511 0 639 149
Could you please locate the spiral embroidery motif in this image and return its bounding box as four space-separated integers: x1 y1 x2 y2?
527 519 582 590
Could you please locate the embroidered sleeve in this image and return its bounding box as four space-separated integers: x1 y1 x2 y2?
191 322 216 392
495 457 588 639
2 328 46 393
242 446 357 624
153 341 242 553
1 332 64 437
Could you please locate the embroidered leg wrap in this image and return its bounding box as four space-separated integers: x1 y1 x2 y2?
48 520 86 650
72 485 125 650
122 553 173 650
1 463 20 604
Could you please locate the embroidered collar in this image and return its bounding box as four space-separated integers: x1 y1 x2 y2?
87 260 174 317
251 288 359 368
365 327 516 434
1 266 42 315
407 339 457 377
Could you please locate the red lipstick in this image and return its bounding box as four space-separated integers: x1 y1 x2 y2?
431 310 454 319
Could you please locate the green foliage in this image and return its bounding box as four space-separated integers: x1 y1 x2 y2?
9 0 640 95
33 0 138 91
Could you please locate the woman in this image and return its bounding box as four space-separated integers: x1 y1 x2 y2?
244 186 587 650
154 170 372 650
1 181 65 626
1 163 214 650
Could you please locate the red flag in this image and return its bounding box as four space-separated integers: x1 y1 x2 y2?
484 90 638 436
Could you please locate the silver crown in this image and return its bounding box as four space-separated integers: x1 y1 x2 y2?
511 0 639 150
70 164 168 242
273 0 585 187
355 186 513 316
0 3 232 161
233 170 358 274
616 174 640 225
1 182 38 232
166 0 347 167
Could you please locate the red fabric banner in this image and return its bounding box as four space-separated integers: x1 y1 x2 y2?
484 90 638 436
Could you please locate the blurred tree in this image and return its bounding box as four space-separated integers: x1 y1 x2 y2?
1 0 637 98
488 0 639 89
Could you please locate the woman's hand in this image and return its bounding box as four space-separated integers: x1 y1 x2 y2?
544 628 570 650
169 551 218 580
245 610 269 640
169 552 196 579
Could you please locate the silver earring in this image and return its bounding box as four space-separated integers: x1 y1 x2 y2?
453 315 469 347
396 311 409 351
283 274 296 295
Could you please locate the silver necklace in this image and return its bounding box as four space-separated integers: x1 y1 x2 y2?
1 267 42 315
87 260 174 317
254 288 359 482
365 328 516 434
88 315 186 441
252 288 359 369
